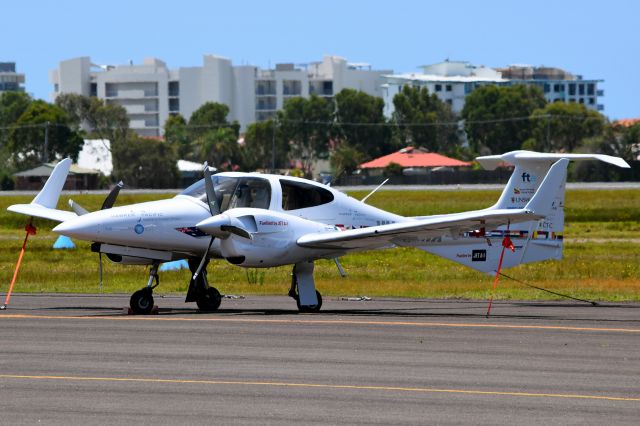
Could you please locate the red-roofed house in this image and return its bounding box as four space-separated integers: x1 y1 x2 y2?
360 147 471 175
614 118 640 128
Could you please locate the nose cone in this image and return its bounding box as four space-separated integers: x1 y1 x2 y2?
196 214 230 238
53 214 102 241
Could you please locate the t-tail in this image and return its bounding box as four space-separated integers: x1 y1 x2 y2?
420 150 630 274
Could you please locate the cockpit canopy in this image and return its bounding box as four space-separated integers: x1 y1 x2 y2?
180 176 271 211
180 174 335 212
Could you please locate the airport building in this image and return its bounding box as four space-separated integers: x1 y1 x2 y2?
50 55 391 136
382 60 604 116
0 62 25 93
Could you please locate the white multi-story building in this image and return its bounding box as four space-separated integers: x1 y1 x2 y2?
50 55 391 136
0 62 25 94
382 60 604 117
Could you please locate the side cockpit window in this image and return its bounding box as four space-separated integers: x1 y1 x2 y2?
280 179 334 211
229 178 271 210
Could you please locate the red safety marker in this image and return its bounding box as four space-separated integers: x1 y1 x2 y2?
486 226 515 317
1 220 37 310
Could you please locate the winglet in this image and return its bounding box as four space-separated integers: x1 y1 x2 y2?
524 158 569 216
32 158 72 209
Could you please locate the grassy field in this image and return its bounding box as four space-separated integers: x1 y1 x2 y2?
0 188 639 301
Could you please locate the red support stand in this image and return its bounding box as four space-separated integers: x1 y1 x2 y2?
486 232 515 318
1 220 37 310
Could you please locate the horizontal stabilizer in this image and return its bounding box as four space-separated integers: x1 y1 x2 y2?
7 204 77 222
477 150 630 170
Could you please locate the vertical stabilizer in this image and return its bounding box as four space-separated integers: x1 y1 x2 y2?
32 158 72 209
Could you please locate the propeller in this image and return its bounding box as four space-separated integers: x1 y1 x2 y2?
101 181 124 210
70 181 124 290
192 163 218 281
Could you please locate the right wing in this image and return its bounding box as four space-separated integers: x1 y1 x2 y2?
298 158 569 251
297 208 542 250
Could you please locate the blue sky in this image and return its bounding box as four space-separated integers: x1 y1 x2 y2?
4 0 638 120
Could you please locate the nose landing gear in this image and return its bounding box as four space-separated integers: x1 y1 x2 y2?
129 261 160 315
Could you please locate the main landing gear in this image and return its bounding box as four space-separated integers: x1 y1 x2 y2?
288 261 323 313
128 258 222 315
185 258 222 312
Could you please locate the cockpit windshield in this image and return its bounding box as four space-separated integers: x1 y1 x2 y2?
179 176 271 211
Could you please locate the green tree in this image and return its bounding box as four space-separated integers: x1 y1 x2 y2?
330 142 364 178
582 122 638 162
530 102 605 152
391 85 459 154
7 100 83 169
188 102 239 139
187 102 240 167
278 95 334 176
111 133 178 188
242 119 288 170
199 127 240 171
334 89 392 159
164 114 192 160
0 91 32 128
0 91 33 174
461 84 546 154
55 93 129 146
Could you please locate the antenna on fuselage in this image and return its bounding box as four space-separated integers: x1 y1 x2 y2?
360 178 389 204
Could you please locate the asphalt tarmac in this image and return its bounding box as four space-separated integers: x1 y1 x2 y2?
0 294 639 425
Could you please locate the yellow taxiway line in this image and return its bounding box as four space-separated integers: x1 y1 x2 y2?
1 313 640 333
0 374 638 402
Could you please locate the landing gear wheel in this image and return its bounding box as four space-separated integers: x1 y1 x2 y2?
296 290 322 313
130 288 154 315
196 287 222 312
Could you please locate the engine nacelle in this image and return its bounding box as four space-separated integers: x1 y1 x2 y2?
214 209 337 267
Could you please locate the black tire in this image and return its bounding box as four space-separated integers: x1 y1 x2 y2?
130 288 154 315
196 287 222 312
296 290 322 313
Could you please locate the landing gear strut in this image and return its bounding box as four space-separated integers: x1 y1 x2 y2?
129 261 159 315
186 258 222 312
289 262 322 313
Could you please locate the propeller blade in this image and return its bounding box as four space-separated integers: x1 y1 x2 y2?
192 237 214 281
69 199 89 216
101 181 124 210
99 252 103 292
203 163 219 216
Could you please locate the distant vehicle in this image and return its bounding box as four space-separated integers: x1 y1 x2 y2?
6 151 629 314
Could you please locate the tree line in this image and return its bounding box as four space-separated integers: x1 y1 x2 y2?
1 84 638 189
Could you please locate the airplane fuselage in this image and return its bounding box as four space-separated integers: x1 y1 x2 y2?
53 172 408 267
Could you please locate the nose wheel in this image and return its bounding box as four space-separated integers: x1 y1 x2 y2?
129 262 159 315
130 287 154 315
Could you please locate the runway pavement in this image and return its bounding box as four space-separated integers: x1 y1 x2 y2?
0 294 639 425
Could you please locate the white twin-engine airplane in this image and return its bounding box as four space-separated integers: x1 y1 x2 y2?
7 151 629 314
